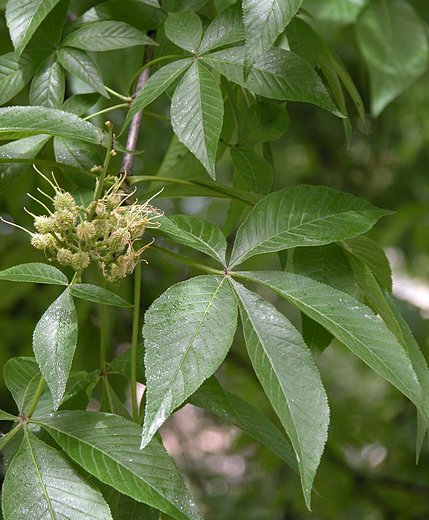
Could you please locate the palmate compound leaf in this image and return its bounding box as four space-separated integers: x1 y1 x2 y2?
5 0 62 56
237 271 426 422
229 185 391 267
243 0 303 65
0 106 108 145
33 288 78 410
153 215 227 264
0 51 43 106
39 411 202 520
171 61 224 179
2 429 112 520
141 275 238 449
232 281 329 509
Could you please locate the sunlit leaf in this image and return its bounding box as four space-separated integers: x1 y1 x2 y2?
154 215 227 264
239 271 426 421
141 275 237 448
2 430 112 519
29 54 65 109
0 106 108 145
0 262 68 285
40 411 202 520
33 288 78 409
171 61 224 178
233 281 329 508
6 0 62 56
230 185 391 267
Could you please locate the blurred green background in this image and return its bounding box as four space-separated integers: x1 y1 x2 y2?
1 1 429 518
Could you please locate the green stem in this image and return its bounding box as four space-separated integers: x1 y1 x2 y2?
128 175 258 205
26 376 45 418
0 424 22 451
151 245 225 275
131 262 142 423
127 55 183 95
89 124 114 220
105 86 132 102
100 281 109 374
83 103 129 121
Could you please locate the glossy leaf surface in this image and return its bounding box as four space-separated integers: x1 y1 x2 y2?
230 185 390 267
142 275 237 448
2 430 112 519
171 61 224 178
233 281 329 508
33 288 78 409
41 411 201 520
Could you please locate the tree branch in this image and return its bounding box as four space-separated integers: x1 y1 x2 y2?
121 30 156 175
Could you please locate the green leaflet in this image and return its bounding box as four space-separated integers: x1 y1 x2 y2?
32 288 78 409
237 271 426 422
171 61 224 178
165 11 202 53
54 136 102 171
199 4 244 53
0 136 50 193
69 284 133 308
0 51 42 106
63 21 156 51
356 0 428 116
0 106 108 145
189 377 299 472
141 275 237 448
57 47 108 97
29 54 65 109
40 411 202 520
230 148 273 195
246 48 342 115
232 281 329 508
0 263 68 285
2 429 112 519
6 0 62 56
230 185 391 267
153 215 227 264
243 0 303 65
124 59 192 126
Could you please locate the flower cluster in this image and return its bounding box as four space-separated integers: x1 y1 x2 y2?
27 171 161 282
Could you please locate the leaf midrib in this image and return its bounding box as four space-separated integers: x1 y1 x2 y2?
231 206 382 266
238 295 304 472
41 421 182 514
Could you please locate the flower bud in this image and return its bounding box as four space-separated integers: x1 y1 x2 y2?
108 228 130 253
31 233 56 250
53 191 76 212
57 248 74 266
76 221 96 241
70 251 90 271
34 215 54 234
52 209 77 230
